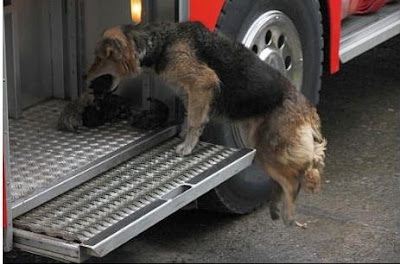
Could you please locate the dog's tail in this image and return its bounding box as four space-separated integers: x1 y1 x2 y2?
302 122 327 194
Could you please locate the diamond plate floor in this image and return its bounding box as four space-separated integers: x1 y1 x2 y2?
9 100 152 202
14 138 239 243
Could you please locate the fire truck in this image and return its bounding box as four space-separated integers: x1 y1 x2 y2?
3 0 399 262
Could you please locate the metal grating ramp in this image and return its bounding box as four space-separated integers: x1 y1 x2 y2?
13 138 255 262
9 99 176 217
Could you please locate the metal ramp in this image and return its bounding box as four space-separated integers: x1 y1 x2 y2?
9 100 176 218
13 138 255 262
8 99 255 262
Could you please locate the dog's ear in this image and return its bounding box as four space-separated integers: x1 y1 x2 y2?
99 38 124 60
121 24 148 59
131 31 147 57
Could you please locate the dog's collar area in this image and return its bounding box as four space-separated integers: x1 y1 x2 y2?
139 38 156 67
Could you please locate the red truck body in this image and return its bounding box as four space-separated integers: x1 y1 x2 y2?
188 0 392 74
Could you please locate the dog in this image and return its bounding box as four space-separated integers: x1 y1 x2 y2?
58 21 327 227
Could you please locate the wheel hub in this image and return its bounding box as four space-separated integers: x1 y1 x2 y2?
242 10 303 91
259 47 287 76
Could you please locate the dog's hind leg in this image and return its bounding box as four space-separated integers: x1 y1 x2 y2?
268 179 283 221
265 165 301 226
265 122 325 227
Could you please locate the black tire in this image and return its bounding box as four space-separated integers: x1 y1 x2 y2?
198 0 323 214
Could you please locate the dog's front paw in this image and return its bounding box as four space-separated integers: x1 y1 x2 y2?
176 142 195 156
57 102 84 132
282 211 296 227
178 129 187 139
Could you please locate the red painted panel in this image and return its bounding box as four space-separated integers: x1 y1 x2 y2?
327 0 342 74
189 0 225 31
188 0 342 74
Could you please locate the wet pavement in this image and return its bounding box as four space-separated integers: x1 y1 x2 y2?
4 34 400 263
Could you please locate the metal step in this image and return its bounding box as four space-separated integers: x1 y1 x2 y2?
340 2 400 63
9 99 177 217
13 138 255 262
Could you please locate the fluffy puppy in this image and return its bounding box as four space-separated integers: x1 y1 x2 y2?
58 21 326 226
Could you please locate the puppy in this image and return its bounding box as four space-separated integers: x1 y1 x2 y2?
58 21 326 226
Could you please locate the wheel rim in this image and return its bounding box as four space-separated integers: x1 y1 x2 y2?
234 10 304 147
242 10 303 89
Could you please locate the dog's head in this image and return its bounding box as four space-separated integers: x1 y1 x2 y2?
86 25 147 91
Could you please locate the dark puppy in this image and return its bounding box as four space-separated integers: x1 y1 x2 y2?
58 21 326 227
80 74 168 129
131 98 169 130
82 74 132 127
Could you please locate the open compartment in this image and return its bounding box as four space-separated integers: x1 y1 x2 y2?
4 0 180 217
3 0 256 261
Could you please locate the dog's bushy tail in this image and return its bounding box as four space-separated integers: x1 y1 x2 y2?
303 123 327 194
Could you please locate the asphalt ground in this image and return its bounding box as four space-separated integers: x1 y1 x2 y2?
4 34 400 263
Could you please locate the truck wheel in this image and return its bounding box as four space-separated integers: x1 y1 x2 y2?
198 0 323 214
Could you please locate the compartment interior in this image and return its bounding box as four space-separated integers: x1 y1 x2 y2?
4 0 182 214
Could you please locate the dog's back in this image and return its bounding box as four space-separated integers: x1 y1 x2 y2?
161 22 289 120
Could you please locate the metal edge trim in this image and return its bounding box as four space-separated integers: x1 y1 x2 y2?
14 244 80 263
83 199 167 246
80 149 256 257
12 126 177 218
3 33 14 251
4 6 23 119
187 149 253 185
340 7 400 62
14 229 82 263
179 0 190 22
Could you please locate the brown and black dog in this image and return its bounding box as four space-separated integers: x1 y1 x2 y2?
58 21 327 227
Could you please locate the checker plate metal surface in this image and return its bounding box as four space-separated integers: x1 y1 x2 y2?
14 138 245 244
9 100 152 202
